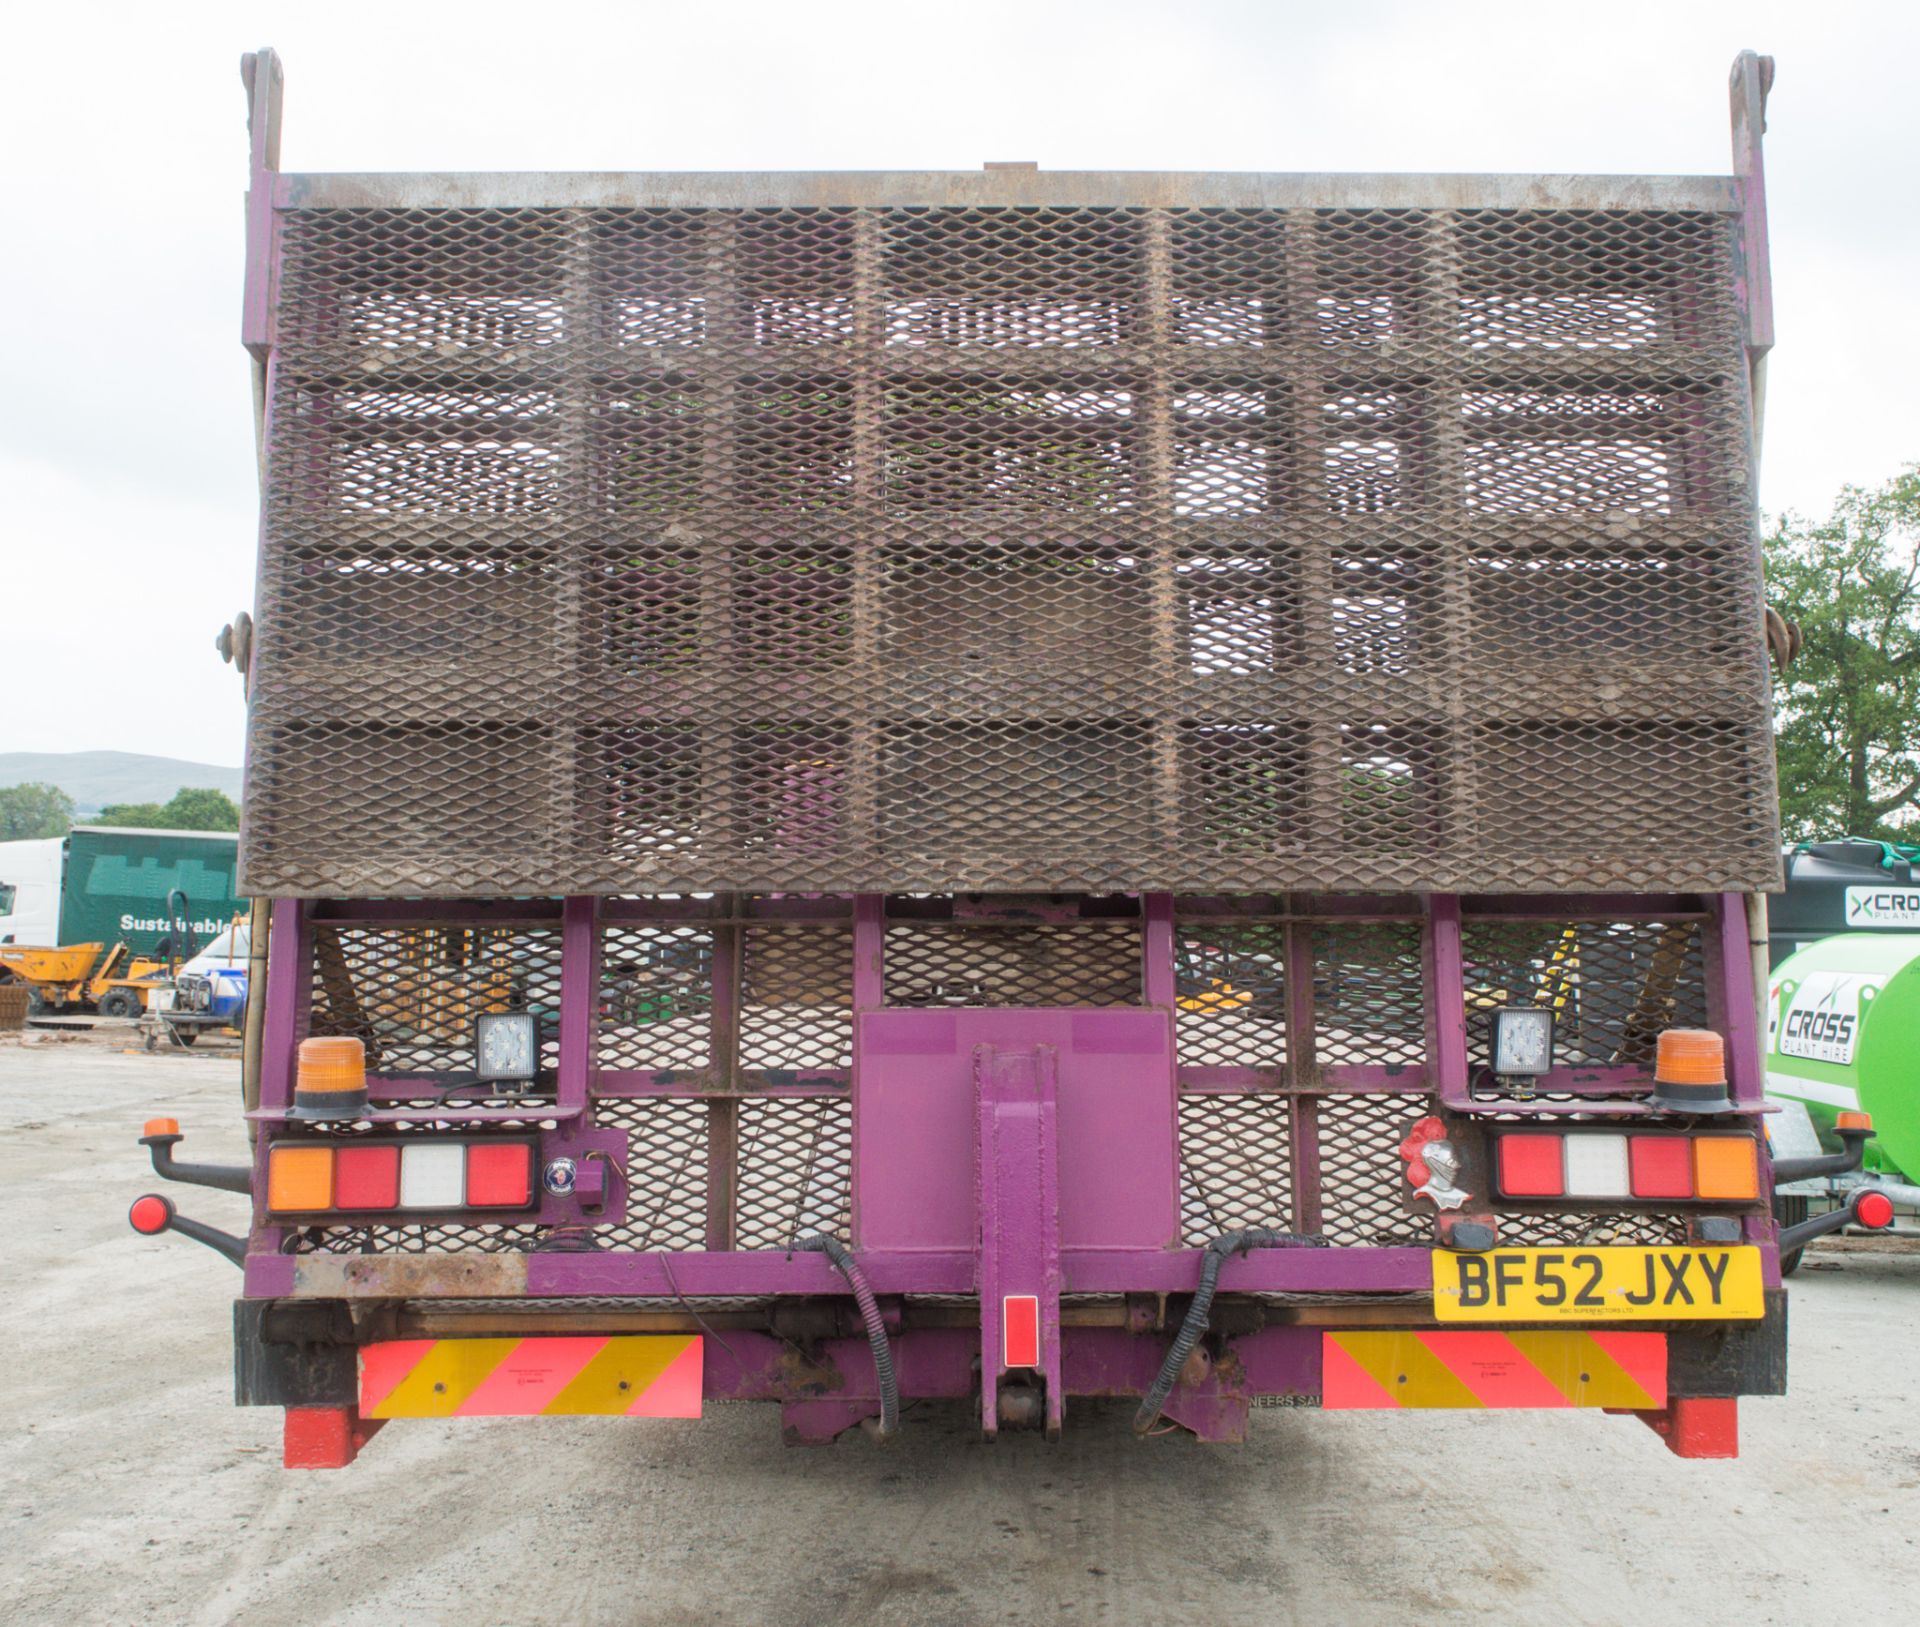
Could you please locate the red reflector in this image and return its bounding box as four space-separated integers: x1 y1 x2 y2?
129 1195 172 1235
1857 1191 1895 1230
1498 1134 1564 1197
1629 1136 1694 1200
466 1143 532 1208
1003 1295 1040 1369
334 1144 402 1210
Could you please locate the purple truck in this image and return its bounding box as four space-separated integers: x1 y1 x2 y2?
131 49 1885 1467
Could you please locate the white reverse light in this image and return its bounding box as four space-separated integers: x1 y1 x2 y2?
399 1142 466 1209
1564 1133 1631 1199
1491 1007 1555 1076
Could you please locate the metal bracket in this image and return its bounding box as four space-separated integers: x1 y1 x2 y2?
141 1129 252 1194
975 1043 1062 1439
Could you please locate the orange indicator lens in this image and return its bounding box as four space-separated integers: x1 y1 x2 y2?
1692 1135 1759 1202
267 1144 335 1212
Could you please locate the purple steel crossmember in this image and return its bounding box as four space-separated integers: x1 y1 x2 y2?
242 1243 1433 1301
975 1043 1063 1439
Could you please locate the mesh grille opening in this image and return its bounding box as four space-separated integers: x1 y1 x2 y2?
884 919 1141 1007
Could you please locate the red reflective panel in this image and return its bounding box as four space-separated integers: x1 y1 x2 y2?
1003 1295 1040 1369
1497 1134 1565 1197
466 1142 532 1208
334 1144 401 1210
1629 1136 1694 1200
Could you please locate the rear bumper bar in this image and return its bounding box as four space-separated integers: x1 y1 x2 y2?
236 1289 1787 1431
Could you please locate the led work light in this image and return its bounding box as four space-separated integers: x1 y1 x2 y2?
475 1012 540 1084
1490 1006 1554 1076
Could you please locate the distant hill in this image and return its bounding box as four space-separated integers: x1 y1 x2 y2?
0 751 242 817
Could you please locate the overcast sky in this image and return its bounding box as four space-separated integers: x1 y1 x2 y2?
3 0 1915 768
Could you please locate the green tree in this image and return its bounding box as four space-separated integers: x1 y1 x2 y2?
0 782 75 840
1767 466 1920 841
94 786 241 832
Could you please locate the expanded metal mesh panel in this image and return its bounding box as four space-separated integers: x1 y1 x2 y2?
246 194 1774 896
1462 916 1708 1076
734 1096 853 1248
1316 1093 1433 1246
1173 922 1288 1067
306 921 562 1087
737 924 853 1072
885 919 1141 1007
595 919 715 1072
588 1096 709 1250
285 1222 548 1254
1312 921 1427 1071
1178 1093 1293 1244
1499 1210 1692 1246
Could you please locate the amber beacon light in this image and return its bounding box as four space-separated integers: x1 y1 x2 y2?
293 1036 369 1121
1650 1028 1733 1115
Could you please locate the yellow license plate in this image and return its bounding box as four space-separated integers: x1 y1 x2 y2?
1432 1246 1764 1322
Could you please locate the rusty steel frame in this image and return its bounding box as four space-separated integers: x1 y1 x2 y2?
235 50 1782 903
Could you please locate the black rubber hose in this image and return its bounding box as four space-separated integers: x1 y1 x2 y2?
1134 1226 1324 1435
794 1233 899 1439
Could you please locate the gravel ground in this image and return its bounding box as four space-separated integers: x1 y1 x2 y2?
2 1036 1915 1626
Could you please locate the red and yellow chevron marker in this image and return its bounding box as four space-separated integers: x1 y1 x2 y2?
359 1336 701 1419
1322 1330 1664 1410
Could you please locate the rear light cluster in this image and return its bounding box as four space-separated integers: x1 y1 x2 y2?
265 1138 535 1215
1494 1130 1759 1203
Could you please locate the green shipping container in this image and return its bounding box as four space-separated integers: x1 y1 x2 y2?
56 827 246 958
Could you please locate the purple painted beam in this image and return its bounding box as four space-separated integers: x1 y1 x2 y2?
247 1244 1439 1300
1142 893 1176 1007
1426 896 1471 1111
1717 892 1764 1105
594 1071 849 1097
974 1042 1063 1436
1178 1066 1429 1094
525 1246 1433 1298
259 897 304 1114
524 1249 978 1298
